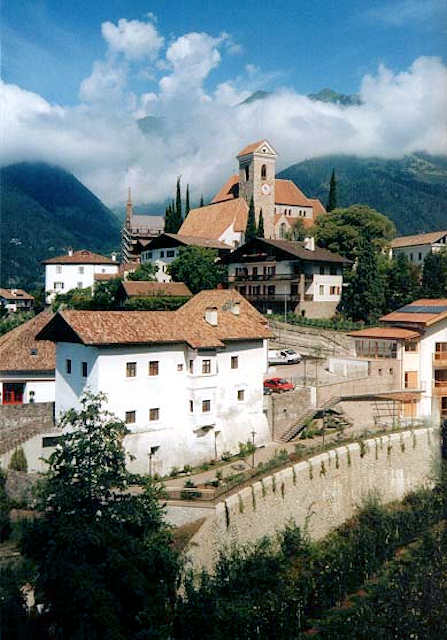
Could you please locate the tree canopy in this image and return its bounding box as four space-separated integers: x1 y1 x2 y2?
127 262 158 281
168 246 227 294
421 250 447 298
313 204 396 261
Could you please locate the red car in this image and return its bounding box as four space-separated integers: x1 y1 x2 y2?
264 377 294 393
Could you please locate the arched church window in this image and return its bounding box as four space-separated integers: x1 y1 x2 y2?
261 164 267 179
245 165 249 181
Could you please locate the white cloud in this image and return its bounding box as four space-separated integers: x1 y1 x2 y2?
101 18 164 60
365 0 445 27
1 15 446 211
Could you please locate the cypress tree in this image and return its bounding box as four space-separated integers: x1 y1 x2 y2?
245 197 257 242
200 194 204 207
173 177 182 232
185 184 190 217
164 204 173 233
326 169 337 212
257 210 265 238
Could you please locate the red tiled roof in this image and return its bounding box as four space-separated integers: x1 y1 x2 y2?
0 312 55 373
211 175 239 203
275 179 312 206
380 299 447 327
43 250 118 265
308 198 327 218
37 290 272 349
237 140 275 157
0 288 34 301
179 199 248 239
391 230 447 248
121 281 192 297
348 327 421 340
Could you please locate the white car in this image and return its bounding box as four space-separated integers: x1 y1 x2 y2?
268 349 302 365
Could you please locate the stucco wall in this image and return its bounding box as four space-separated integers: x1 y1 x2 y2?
187 426 439 571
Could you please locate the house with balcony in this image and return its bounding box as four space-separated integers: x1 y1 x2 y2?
223 237 349 319
0 288 34 313
37 289 272 475
349 298 447 421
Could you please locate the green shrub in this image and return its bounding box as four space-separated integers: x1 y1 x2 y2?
0 469 11 542
8 447 27 473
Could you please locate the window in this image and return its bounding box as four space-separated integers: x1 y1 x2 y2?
160 251 165 258
66 359 72 374
56 265 62 274
418 252 422 261
405 341 418 352
149 408 159 421
167 250 175 258
149 361 159 376
146 251 152 259
189 359 194 374
125 411 136 424
319 285 324 296
330 286 336 295
410 253 414 261
330 266 338 275
77 282 83 289
389 368 394 375
261 164 267 179
378 368 383 376
42 436 61 448
78 266 84 274
54 282 64 290
189 400 194 413
202 400 211 413
126 362 136 377
237 390 245 401
319 266 325 275
29 390 35 403
244 165 249 181
81 362 88 377
177 363 183 371
202 359 211 374
231 356 239 369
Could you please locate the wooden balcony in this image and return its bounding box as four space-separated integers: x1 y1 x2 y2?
433 380 447 395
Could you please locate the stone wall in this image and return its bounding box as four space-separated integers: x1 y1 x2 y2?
266 388 313 440
0 402 54 455
187 426 439 571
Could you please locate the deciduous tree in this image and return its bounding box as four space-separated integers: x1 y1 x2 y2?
168 246 227 293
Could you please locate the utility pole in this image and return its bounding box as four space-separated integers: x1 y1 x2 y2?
251 430 256 468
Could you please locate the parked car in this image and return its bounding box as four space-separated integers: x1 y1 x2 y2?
263 377 295 393
268 349 302 365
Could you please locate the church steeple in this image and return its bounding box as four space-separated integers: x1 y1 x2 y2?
125 187 133 230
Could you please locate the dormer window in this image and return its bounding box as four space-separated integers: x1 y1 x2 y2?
261 164 267 179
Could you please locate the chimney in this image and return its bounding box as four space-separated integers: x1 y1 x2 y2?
304 236 315 251
68 248 73 256
205 307 218 326
111 252 117 262
11 289 17 296
232 302 240 316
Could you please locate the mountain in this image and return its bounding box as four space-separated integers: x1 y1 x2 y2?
1 162 121 289
238 90 272 106
308 88 362 106
277 153 447 235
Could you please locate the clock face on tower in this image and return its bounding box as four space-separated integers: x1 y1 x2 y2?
261 183 270 195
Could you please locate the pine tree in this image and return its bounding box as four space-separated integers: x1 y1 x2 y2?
245 197 257 242
200 194 204 207
164 204 172 233
257 210 265 238
326 169 337 212
341 235 385 323
185 184 190 217
173 177 182 232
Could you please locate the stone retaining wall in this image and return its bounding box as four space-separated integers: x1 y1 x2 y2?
0 402 54 455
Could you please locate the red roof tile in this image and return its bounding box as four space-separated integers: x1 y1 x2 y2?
43 250 118 265
179 199 248 239
348 327 421 340
0 288 34 301
0 312 55 373
121 281 192 297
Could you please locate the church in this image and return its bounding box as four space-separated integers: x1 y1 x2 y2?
179 139 326 247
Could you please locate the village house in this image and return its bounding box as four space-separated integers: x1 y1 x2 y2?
224 236 348 318
0 312 55 405
116 281 192 306
0 288 34 313
43 249 120 303
121 189 164 263
391 230 447 265
179 139 326 246
140 232 232 282
349 298 447 421
37 289 272 475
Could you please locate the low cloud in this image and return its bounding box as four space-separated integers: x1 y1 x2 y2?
1 14 446 209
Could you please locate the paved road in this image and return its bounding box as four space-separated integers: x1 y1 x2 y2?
266 359 342 386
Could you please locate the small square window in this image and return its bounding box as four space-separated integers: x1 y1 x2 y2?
149 408 159 421
237 390 245 401
202 400 211 413
56 265 62 274
126 362 136 377
149 361 159 376
167 250 175 258
78 266 84 274
125 411 136 424
160 251 165 258
231 356 238 369
177 363 183 371
81 362 88 377
202 359 211 374
189 400 193 413
66 359 72 374
189 360 194 374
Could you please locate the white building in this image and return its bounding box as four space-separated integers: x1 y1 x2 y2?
37 290 272 475
225 237 348 319
0 288 34 313
391 230 447 265
0 312 55 405
140 233 232 282
349 298 447 421
43 249 119 303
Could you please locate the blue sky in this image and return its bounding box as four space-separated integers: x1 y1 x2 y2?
2 1 446 206
4 0 445 104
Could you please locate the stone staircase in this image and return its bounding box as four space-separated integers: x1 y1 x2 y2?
279 396 342 442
